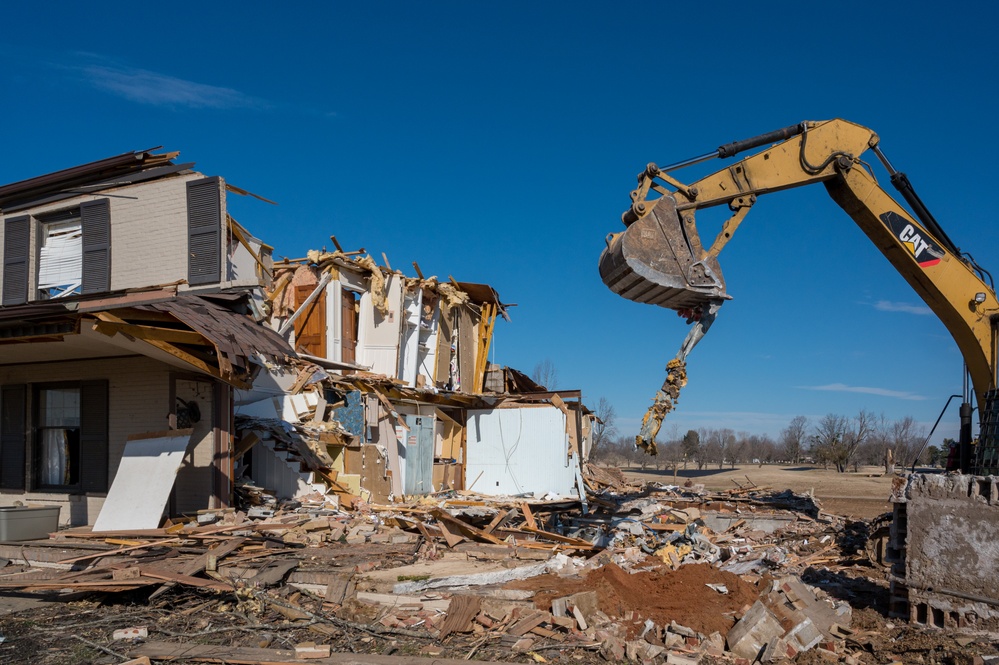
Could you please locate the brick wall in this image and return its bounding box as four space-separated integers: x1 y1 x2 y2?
0 356 219 526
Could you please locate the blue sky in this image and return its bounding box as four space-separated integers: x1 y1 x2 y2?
3 2 997 447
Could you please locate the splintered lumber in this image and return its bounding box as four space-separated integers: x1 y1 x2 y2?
248 560 299 587
437 595 481 638
482 508 515 534
148 537 247 601
431 510 503 545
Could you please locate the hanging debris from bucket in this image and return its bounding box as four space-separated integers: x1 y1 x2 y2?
636 300 723 455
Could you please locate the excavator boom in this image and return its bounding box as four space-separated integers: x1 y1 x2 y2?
600 119 998 426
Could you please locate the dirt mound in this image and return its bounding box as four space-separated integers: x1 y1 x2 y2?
506 562 762 637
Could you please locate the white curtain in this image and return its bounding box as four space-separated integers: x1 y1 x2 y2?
41 429 68 486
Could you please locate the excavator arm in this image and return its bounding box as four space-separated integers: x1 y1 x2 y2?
601 119 998 456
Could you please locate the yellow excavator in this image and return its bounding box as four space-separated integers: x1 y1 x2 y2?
599 119 998 473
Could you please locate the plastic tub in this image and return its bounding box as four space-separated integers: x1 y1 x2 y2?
0 505 61 541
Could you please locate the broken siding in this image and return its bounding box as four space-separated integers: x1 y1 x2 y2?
0 356 172 526
466 406 576 497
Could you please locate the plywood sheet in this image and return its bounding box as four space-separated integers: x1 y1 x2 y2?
93 429 194 532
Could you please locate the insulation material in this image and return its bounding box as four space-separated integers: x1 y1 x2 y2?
274 265 318 319
354 255 388 315
38 221 82 296
332 390 365 437
466 406 578 498
93 429 194 531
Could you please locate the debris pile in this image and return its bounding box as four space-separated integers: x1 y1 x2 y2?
0 472 996 664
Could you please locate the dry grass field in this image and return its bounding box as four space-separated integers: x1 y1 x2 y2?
622 464 901 519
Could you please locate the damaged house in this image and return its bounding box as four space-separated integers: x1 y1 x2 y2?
238 251 595 508
0 149 594 528
0 149 292 526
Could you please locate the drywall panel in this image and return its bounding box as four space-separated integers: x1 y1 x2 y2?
466 406 576 497
93 429 193 531
358 275 403 377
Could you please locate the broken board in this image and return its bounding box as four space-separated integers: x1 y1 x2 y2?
93 429 194 532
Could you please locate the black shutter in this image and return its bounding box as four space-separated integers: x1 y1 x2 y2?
81 199 111 294
187 177 222 286
79 380 109 493
2 216 30 306
0 385 26 490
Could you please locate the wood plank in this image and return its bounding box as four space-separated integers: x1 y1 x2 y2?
432 510 504 545
482 509 514 535
131 641 515 665
519 502 537 530
57 538 183 565
507 610 550 636
434 520 465 548
519 527 596 548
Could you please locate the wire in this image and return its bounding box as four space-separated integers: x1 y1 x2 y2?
798 128 854 175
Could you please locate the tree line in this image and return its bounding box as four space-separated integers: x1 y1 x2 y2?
591 410 943 475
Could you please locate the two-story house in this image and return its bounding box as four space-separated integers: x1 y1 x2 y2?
0 149 292 526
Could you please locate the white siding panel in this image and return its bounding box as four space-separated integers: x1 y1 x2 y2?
466 406 575 498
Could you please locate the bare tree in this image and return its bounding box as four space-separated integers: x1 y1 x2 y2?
780 416 809 464
589 397 617 461
890 416 924 471
531 359 559 390
812 411 873 473
661 438 686 483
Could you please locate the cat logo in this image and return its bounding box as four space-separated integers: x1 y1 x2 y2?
879 211 944 267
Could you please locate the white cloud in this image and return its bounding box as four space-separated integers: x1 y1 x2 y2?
799 383 927 401
872 300 932 316
78 63 264 109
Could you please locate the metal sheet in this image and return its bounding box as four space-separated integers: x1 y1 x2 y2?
404 414 434 495
466 406 575 497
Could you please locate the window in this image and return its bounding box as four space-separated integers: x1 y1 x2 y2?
37 210 83 300
0 381 107 493
36 387 81 487
2 198 110 306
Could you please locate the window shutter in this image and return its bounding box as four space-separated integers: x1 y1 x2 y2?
81 199 111 294
0 385 26 490
187 177 222 286
2 216 30 306
79 380 109 493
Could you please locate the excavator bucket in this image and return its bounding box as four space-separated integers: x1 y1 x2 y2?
599 196 728 310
